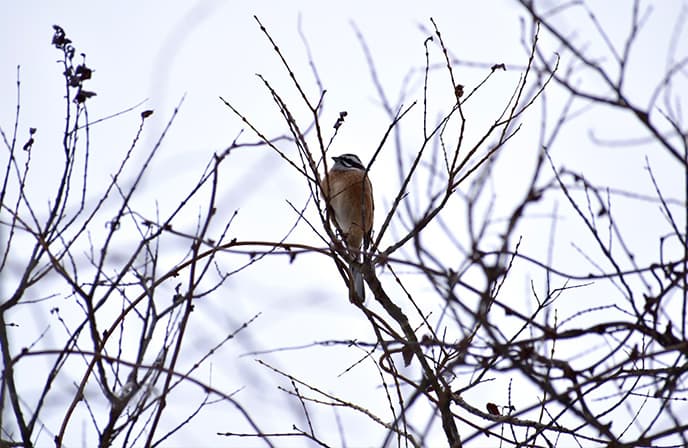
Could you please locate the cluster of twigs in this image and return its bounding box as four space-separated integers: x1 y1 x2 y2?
1 26 264 447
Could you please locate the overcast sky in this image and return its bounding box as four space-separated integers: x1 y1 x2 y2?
2 1 686 446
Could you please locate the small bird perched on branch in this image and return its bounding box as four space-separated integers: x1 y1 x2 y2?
321 153 374 302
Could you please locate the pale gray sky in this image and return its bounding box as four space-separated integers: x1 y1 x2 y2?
2 1 686 446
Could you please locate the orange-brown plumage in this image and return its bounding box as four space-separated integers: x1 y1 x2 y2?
321 155 374 253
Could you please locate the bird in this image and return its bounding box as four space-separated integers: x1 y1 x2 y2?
321 153 374 301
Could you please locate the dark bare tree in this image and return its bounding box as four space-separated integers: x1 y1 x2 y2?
1 2 686 447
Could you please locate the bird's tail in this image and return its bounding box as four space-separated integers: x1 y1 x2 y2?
350 261 365 303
